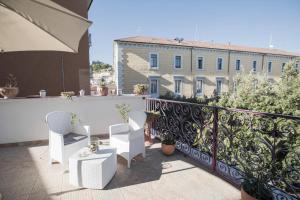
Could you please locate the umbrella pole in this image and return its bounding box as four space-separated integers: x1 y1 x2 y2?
61 55 65 92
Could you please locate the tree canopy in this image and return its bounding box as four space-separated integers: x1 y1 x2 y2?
90 61 112 73
215 59 300 116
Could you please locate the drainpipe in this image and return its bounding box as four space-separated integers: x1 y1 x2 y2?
190 47 193 97
227 48 231 90
262 54 265 71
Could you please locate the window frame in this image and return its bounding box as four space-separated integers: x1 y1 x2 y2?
149 52 159 69
235 59 241 71
216 57 223 71
216 78 223 96
174 55 183 69
148 76 160 98
174 76 183 96
252 60 257 72
197 56 204 70
195 77 204 96
267 61 272 73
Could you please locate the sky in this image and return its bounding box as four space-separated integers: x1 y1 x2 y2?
88 0 300 65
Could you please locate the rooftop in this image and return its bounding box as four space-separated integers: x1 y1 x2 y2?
115 36 300 57
0 140 240 200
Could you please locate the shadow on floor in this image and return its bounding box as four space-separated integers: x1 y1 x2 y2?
104 140 203 190
0 145 49 200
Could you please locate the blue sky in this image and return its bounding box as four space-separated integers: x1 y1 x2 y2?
88 0 300 64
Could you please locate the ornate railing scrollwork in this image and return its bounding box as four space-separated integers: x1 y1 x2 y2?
146 98 300 199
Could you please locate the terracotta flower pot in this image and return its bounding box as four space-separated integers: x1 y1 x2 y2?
241 187 257 200
99 87 108 96
161 144 175 156
0 87 19 99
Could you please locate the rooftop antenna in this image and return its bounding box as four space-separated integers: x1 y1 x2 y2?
269 34 274 48
174 37 184 43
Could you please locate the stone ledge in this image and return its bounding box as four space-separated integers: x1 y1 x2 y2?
0 134 109 148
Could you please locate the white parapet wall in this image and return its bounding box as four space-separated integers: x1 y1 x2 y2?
0 95 147 144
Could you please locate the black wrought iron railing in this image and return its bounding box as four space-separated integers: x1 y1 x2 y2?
146 98 300 200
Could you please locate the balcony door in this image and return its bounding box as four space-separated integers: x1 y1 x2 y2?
149 78 159 98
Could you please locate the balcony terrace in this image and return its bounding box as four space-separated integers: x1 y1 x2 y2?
0 139 241 200
0 96 299 200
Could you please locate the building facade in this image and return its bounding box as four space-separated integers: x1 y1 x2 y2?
114 36 300 97
0 0 92 97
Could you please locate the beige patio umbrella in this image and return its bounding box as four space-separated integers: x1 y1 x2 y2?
0 0 92 53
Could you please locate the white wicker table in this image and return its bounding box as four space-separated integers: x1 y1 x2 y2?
69 146 117 189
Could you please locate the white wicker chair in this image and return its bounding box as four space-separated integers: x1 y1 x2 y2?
109 110 147 168
46 111 90 165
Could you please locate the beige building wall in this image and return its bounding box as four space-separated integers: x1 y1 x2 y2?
114 41 297 97
120 44 193 97
264 55 291 81
192 48 229 96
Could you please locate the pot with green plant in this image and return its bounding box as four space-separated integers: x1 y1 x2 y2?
236 128 295 200
99 78 108 96
133 84 148 95
144 111 160 144
0 74 19 99
161 133 176 156
240 174 272 200
238 139 275 200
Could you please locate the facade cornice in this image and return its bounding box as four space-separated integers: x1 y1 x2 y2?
115 40 297 58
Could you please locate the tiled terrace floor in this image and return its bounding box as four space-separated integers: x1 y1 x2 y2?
0 140 240 200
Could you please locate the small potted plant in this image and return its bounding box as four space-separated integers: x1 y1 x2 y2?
88 142 98 153
133 84 148 95
61 91 75 100
161 133 176 156
241 174 272 200
0 74 19 99
99 78 108 96
144 111 160 144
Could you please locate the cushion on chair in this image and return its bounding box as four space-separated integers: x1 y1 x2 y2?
64 132 88 145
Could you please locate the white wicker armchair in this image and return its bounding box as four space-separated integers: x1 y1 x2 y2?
109 110 147 168
46 111 90 165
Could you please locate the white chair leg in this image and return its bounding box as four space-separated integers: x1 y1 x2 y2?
142 151 146 158
127 159 131 168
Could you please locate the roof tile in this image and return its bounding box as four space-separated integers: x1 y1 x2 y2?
115 36 300 57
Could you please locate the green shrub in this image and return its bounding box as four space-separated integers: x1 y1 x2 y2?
216 59 300 116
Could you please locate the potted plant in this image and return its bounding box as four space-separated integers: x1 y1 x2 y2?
61 91 75 100
241 174 272 200
0 74 19 99
161 133 176 156
133 84 148 95
99 78 108 96
237 132 293 200
144 111 160 144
